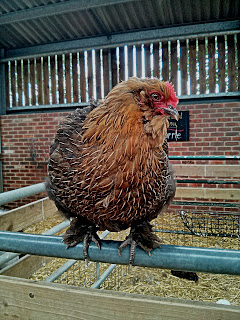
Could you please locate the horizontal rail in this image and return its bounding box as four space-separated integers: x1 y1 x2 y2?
0 231 240 275
0 183 45 206
176 180 240 185
169 156 240 160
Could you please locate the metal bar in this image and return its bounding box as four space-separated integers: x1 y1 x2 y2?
44 230 111 282
0 231 240 275
172 201 240 208
6 102 90 113
176 180 240 185
169 156 240 160
91 264 117 289
0 220 70 267
1 21 239 62
0 182 46 206
154 229 240 239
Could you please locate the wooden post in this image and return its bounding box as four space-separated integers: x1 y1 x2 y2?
79 51 86 102
189 39 196 95
180 40 187 95
36 57 43 105
10 61 16 107
208 36 216 93
136 45 142 78
72 52 79 103
128 46 133 78
65 53 71 103
227 34 236 92
17 60 22 106
153 42 160 79
111 48 117 88
162 41 169 81
170 40 178 92
23 59 29 106
119 46 125 82
145 44 151 78
237 34 240 91
0 49 7 114
88 50 93 100
30 58 36 106
102 48 109 97
217 35 225 92
57 54 64 104
198 37 206 94
95 49 101 99
43 56 49 105
50 55 57 105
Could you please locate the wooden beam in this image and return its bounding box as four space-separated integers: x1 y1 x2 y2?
173 164 240 178
0 198 57 232
0 276 239 320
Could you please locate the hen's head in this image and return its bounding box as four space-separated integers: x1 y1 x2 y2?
107 77 179 121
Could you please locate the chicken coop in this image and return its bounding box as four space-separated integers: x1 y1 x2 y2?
0 0 240 319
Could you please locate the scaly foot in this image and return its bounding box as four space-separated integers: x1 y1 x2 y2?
118 221 161 266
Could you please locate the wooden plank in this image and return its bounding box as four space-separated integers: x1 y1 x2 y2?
102 48 109 97
0 198 57 232
119 46 125 82
79 51 86 102
71 52 79 103
217 35 226 92
95 49 101 99
162 41 169 80
153 42 160 79
180 40 187 95
50 55 57 105
136 44 142 78
36 57 43 105
88 51 93 99
65 53 71 103
111 48 117 88
0 255 53 278
176 187 240 201
145 44 151 78
57 54 64 103
1 276 239 320
43 56 49 105
5 62 10 108
189 38 197 95
227 34 236 92
128 45 133 78
170 40 178 91
17 60 22 106
10 61 16 107
198 37 206 94
23 59 29 106
30 58 36 106
208 36 216 93
174 165 240 178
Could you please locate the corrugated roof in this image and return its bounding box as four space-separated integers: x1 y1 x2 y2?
0 0 239 51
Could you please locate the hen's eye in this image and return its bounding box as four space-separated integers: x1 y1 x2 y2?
151 93 160 101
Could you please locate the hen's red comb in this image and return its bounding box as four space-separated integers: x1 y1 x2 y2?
165 82 179 108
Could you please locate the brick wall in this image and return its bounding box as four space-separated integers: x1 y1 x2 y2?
0 101 239 209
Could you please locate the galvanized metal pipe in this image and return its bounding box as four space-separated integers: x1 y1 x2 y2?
0 231 240 275
0 182 46 206
45 230 111 282
0 220 70 267
91 264 117 289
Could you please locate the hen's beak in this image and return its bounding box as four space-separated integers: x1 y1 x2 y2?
162 106 179 121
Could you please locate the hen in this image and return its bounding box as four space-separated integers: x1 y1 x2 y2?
46 77 179 265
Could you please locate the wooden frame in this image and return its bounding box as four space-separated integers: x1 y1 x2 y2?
1 275 239 320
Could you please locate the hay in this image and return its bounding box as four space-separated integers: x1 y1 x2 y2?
28 212 240 305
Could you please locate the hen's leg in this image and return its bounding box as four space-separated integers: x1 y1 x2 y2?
63 217 101 263
118 221 161 266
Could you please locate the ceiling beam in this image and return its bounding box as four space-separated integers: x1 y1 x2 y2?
0 0 140 25
1 20 239 62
